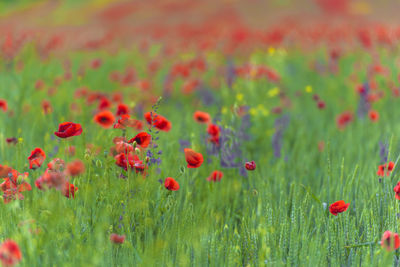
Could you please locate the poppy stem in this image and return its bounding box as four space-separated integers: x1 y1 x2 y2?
344 240 378 248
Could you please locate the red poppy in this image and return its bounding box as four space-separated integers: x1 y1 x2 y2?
207 170 223 182
47 158 65 172
128 132 151 148
115 153 145 173
35 80 45 90
245 161 256 171
0 240 22 266
377 161 395 177
0 169 31 203
144 112 171 132
5 138 17 145
110 233 125 244
94 110 115 128
114 115 143 130
116 103 129 116
193 111 211 124
63 182 78 198
35 169 66 191
54 122 82 138
27 148 46 169
91 58 102 69
0 165 12 178
0 99 7 112
41 100 52 114
66 160 85 177
394 182 400 200
368 110 379 122
317 101 326 109
98 97 111 110
165 177 180 191
113 139 133 155
184 148 203 168
329 200 350 216
381 231 400 251
336 111 353 130
207 124 220 145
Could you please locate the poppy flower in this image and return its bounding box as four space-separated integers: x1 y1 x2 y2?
368 110 379 122
110 233 125 244
394 182 400 200
0 165 12 178
54 122 82 138
336 111 353 130
35 169 66 191
193 111 211 124
91 58 102 69
317 101 326 109
5 138 17 145
207 170 223 182
245 161 256 171
207 124 220 145
184 148 204 168
381 231 400 251
128 132 151 148
114 153 145 173
377 161 395 177
0 99 7 112
66 160 85 177
329 200 350 216
27 148 46 169
144 112 171 132
116 103 129 116
0 169 31 203
35 80 45 90
41 100 52 115
47 158 65 172
98 97 111 110
0 240 22 266
164 177 180 191
114 115 143 130
63 182 78 198
94 110 115 128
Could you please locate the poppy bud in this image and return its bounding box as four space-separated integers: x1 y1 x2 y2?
132 141 137 149
135 148 141 155
245 161 256 171
95 160 103 168
145 156 150 163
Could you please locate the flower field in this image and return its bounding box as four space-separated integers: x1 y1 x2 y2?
2 0 400 266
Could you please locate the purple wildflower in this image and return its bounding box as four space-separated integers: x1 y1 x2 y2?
272 114 290 158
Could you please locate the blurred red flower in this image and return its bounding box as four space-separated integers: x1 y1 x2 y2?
0 240 22 266
110 233 125 244
207 170 223 182
381 231 400 251
193 111 211 124
377 161 394 177
94 110 115 128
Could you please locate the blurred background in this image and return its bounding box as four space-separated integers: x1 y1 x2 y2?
2 0 400 57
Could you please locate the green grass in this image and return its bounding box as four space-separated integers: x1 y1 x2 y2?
0 45 400 266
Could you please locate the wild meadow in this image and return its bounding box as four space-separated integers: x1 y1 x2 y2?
1 0 400 266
